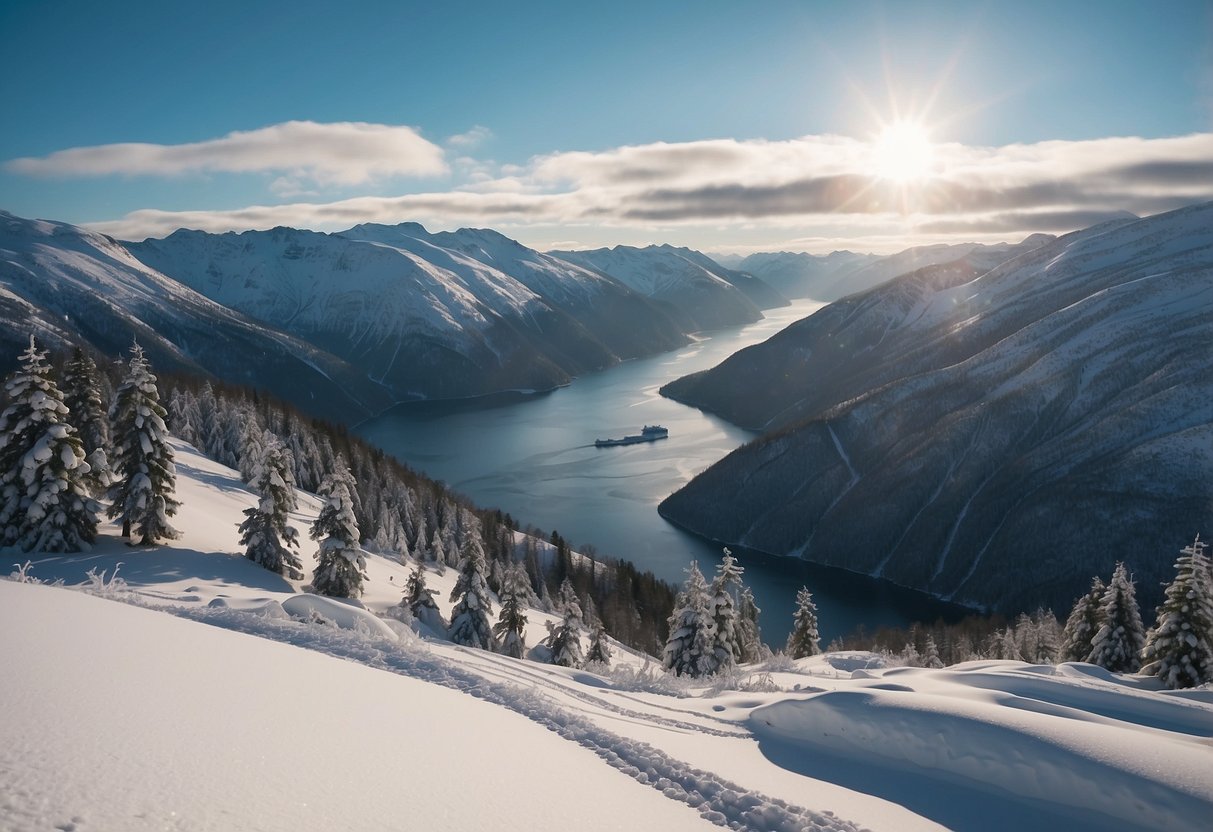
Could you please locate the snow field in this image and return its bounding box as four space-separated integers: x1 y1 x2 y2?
5 437 1211 832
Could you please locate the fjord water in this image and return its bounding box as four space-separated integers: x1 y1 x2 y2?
359 299 967 645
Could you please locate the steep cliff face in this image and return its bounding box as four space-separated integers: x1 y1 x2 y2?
660 204 1213 614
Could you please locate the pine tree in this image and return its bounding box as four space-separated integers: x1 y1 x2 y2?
238 434 302 578
1087 562 1145 672
786 586 822 659
711 549 745 668
1060 577 1106 662
493 561 531 659
922 634 944 668
107 342 180 544
61 347 111 494
545 577 584 668
586 622 613 666
310 470 366 598
448 534 496 649
1141 536 1213 689
404 564 444 630
0 337 99 552
662 562 718 677
736 585 766 663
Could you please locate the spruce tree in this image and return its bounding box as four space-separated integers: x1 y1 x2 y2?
1141 536 1213 689
61 346 111 494
786 586 822 659
1087 562 1145 672
404 564 444 630
1060 577 1106 662
711 549 745 668
0 337 99 552
448 534 496 649
586 622 613 667
310 470 366 598
493 561 531 659
736 585 766 663
545 577 584 668
107 342 180 544
238 434 303 578
662 562 718 677
922 634 944 668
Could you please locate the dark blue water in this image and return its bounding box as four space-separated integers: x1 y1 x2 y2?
358 300 969 645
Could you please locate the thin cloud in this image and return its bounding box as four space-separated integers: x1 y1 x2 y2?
446 125 494 149
5 121 448 187
79 131 1213 247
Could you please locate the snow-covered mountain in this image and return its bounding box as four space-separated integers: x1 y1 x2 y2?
737 236 1056 301
550 244 769 331
4 437 1209 832
660 203 1213 615
0 211 390 421
128 224 689 403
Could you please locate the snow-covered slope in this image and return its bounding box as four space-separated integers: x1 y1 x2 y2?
737 236 1056 302
128 224 689 402
661 203 1213 614
3 438 1210 832
551 244 767 331
341 222 690 361
0 211 390 421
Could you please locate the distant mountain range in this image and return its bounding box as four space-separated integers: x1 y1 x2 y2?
660 203 1213 615
1 212 798 422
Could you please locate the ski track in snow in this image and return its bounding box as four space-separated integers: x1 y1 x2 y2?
154 599 866 832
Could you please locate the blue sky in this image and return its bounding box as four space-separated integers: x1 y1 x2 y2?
2 0 1211 252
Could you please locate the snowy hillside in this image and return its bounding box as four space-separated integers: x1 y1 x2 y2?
551 244 766 331
128 223 690 402
736 236 1055 301
0 211 389 421
3 438 1210 832
661 203 1213 614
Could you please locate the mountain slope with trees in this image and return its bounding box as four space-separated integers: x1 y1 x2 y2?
660 203 1213 615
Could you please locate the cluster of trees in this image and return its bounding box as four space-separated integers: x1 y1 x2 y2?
0 338 179 554
161 375 678 653
831 542 1211 690
662 549 770 677
1058 545 1213 689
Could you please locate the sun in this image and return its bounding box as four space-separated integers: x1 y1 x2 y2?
871 121 935 182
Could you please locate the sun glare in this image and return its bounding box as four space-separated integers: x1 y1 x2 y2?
872 121 935 182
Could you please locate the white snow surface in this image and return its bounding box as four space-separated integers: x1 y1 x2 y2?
3 438 1210 832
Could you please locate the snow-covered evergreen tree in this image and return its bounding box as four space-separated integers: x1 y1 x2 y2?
1030 608 1061 664
735 585 766 663
238 434 302 578
0 337 99 552
710 549 745 668
586 621 612 667
61 347 111 494
107 342 180 544
786 586 821 659
1141 536 1213 689
922 634 944 668
1087 562 1145 672
448 534 496 649
1060 577 1106 662
493 561 531 659
662 562 718 677
404 564 445 631
310 470 366 598
545 577 584 668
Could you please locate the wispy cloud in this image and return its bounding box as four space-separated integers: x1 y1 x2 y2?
5 121 448 187
76 131 1213 247
446 125 493 149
